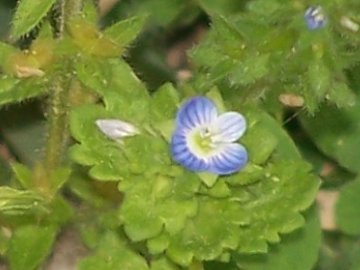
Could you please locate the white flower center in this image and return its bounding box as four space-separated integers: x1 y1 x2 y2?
187 125 223 159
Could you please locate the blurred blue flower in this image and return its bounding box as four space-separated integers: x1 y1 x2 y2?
171 96 248 175
304 6 327 30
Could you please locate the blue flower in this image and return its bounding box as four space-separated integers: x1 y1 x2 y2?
171 96 248 175
304 6 327 30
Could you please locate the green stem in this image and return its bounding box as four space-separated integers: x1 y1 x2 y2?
63 0 83 23
44 75 71 172
44 0 83 172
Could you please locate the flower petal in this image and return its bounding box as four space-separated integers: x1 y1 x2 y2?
208 143 248 175
211 112 246 143
96 119 139 140
171 129 208 172
176 96 217 129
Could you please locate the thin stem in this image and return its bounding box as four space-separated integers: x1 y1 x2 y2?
63 0 83 23
43 0 83 172
44 74 71 172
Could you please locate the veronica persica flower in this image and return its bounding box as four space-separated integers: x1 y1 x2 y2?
304 6 327 30
171 96 248 175
96 119 139 140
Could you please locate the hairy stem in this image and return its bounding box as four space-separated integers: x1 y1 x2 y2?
44 75 71 172
44 0 83 172
63 0 83 22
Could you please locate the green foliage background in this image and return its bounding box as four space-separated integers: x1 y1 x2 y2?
0 0 359 269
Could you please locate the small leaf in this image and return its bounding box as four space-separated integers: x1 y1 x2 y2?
307 60 331 100
0 42 16 65
49 167 71 194
241 122 278 165
336 177 360 235
68 18 122 57
8 225 57 270
12 163 32 189
78 231 149 270
150 83 179 122
197 172 218 187
229 53 270 85
11 0 56 39
327 81 356 108
0 75 47 106
0 187 47 216
104 15 147 48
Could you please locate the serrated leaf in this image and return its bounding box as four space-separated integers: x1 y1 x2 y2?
235 205 321 270
78 231 148 270
75 59 150 123
307 60 331 100
119 173 200 242
104 15 147 48
11 0 56 39
336 177 360 235
69 104 130 180
229 53 270 85
8 225 57 270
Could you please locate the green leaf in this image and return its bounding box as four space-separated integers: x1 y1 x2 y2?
0 42 16 65
11 163 32 189
11 0 56 39
241 122 278 165
0 187 47 216
115 101 319 266
151 258 180 270
70 104 129 180
307 60 331 101
0 75 47 106
119 173 200 242
75 59 150 123
104 15 147 49
8 225 57 270
150 83 179 122
150 83 179 138
229 53 270 85
199 0 245 15
300 101 360 173
78 231 148 270
138 0 187 26
197 172 218 187
235 205 321 270
336 177 360 235
327 81 356 108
